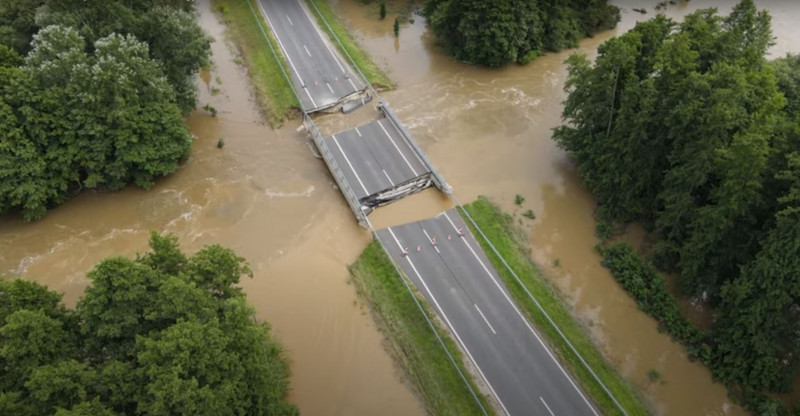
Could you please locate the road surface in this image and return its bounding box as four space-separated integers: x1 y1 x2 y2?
256 0 365 112
325 119 430 201
376 209 600 416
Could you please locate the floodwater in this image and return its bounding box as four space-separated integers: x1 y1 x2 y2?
325 0 800 415
0 0 423 414
2 1 798 416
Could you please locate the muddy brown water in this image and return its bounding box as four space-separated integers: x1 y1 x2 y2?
1 0 798 415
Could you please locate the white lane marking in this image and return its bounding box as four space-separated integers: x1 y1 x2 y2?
441 212 599 416
257 1 317 108
303 44 312 57
382 169 394 185
385 228 511 416
294 0 347 75
286 15 293 26
348 78 358 91
474 304 497 335
377 120 418 176
355 127 362 137
540 397 556 416
326 82 335 93
331 134 369 196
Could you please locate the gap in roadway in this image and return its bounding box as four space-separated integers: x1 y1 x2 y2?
367 188 455 230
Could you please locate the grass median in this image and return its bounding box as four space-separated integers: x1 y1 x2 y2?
305 0 394 90
349 240 494 416
211 0 299 127
460 196 651 416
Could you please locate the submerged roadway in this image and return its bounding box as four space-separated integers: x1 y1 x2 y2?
377 210 600 416
256 0 365 112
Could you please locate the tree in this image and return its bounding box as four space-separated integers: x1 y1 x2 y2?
557 1 800 408
423 0 618 66
0 233 297 415
0 25 192 220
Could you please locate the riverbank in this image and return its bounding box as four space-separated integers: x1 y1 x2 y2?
349 240 494 416
305 0 393 89
460 197 651 416
210 0 299 126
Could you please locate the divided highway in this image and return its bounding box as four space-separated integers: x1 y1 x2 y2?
256 0 365 111
376 210 599 416
258 1 607 414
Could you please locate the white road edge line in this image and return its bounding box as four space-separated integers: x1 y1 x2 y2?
294 0 348 75
441 211 600 416
385 227 512 416
474 304 497 335
257 0 317 108
540 397 556 416
286 15 293 26
377 120 418 176
303 44 312 57
331 134 369 196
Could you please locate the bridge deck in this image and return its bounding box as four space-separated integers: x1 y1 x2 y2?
325 119 431 208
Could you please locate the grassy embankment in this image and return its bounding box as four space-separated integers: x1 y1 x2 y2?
305 0 394 89
211 0 299 127
350 241 494 416
460 197 651 416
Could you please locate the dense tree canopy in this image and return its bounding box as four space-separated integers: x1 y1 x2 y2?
555 0 800 404
0 233 297 416
422 0 619 67
0 0 210 220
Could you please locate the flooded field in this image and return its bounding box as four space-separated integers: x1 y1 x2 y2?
2 0 798 415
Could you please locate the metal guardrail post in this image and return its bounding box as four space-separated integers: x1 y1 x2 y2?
377 99 452 194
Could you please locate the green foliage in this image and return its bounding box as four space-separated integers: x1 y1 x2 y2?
600 244 709 360
0 0 209 220
560 3 800 406
393 17 399 38
514 194 525 205
522 209 535 219
379 2 387 20
422 0 619 67
462 197 650 415
0 233 297 416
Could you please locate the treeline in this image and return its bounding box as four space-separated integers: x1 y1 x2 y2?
422 0 620 67
0 233 297 416
0 0 210 220
554 0 800 410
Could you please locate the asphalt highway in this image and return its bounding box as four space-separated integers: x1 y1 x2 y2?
257 0 365 112
376 209 600 416
325 119 430 200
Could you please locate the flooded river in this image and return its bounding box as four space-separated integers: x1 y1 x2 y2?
1 0 798 415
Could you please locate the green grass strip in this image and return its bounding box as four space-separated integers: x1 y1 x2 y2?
305 0 394 90
460 197 651 416
211 0 299 127
349 240 494 416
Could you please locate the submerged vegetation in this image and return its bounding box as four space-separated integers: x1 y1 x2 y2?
461 197 649 416
211 0 299 126
0 233 296 416
422 0 620 67
555 0 800 410
0 0 211 220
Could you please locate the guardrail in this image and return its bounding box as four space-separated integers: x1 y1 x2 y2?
304 114 369 227
378 99 452 194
